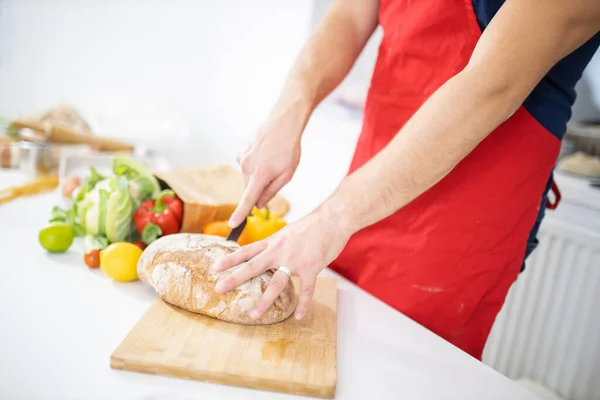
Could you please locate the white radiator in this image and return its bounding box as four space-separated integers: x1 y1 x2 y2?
483 216 600 400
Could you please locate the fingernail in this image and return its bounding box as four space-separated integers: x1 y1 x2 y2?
215 281 227 294
295 310 305 320
250 309 261 319
228 217 238 229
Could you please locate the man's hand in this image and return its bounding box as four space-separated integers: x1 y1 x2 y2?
228 107 304 229
216 210 351 320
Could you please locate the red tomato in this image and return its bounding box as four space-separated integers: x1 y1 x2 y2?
84 249 100 268
132 240 147 250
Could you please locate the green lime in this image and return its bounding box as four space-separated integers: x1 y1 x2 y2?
39 222 75 253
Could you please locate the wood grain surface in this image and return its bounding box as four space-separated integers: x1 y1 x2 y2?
111 277 337 398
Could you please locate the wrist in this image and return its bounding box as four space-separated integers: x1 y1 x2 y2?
315 196 359 242
270 89 315 132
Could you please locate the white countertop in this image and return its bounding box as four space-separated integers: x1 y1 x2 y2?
0 148 540 400
0 2 590 398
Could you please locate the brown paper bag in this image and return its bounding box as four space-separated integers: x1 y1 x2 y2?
154 165 290 233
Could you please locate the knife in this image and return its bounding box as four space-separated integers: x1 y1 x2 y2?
226 213 252 242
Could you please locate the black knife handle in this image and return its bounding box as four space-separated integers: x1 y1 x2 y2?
226 213 252 242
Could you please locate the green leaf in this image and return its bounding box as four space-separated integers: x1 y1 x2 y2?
98 189 110 236
113 163 128 176
152 189 176 213
49 205 85 237
49 206 68 222
72 224 86 237
77 201 88 231
112 156 160 200
113 163 138 180
137 178 157 202
75 169 105 203
66 208 85 237
142 222 162 245
104 178 134 243
84 234 109 251
88 167 105 187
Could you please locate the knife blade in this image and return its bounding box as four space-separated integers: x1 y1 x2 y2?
226 213 251 242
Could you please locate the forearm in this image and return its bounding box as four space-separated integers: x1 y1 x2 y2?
321 67 517 233
272 0 379 127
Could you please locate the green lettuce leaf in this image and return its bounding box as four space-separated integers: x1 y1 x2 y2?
84 234 109 252
112 156 160 202
97 188 110 236
104 177 134 243
76 167 106 203
49 206 85 237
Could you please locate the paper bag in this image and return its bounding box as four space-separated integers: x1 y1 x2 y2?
154 165 290 233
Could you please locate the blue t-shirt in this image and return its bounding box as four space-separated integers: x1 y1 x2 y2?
473 0 600 139
472 0 600 268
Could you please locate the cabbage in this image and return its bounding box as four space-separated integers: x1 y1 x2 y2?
77 176 134 243
104 177 134 243
75 167 105 203
112 156 160 205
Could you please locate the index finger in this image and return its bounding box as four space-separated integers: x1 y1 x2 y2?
214 240 268 272
229 172 270 228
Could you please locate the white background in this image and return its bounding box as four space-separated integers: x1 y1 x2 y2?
0 0 317 167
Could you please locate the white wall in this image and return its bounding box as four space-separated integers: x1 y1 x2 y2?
0 0 314 167
2 0 598 161
572 51 600 122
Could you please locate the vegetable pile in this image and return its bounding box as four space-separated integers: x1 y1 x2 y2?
38 156 184 278
38 156 288 281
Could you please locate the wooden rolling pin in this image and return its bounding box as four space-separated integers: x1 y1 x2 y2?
10 120 134 152
0 174 59 205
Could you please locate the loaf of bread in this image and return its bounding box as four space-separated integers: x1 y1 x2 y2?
137 233 296 325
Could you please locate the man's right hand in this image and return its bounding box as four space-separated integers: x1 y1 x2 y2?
228 107 304 228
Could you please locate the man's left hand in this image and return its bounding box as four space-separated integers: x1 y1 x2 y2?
214 210 350 320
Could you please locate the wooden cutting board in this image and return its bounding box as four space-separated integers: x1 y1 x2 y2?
111 277 337 399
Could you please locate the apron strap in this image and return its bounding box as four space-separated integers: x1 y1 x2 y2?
546 180 561 210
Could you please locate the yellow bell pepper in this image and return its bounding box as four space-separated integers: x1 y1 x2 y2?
241 206 286 245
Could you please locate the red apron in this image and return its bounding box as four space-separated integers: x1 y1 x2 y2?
330 0 561 360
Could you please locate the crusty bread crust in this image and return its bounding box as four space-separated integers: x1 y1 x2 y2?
138 233 296 325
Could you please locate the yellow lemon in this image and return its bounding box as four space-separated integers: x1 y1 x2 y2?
100 242 142 282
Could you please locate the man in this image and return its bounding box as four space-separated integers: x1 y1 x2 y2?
214 0 600 359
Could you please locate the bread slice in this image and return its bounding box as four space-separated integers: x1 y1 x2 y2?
138 233 296 325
